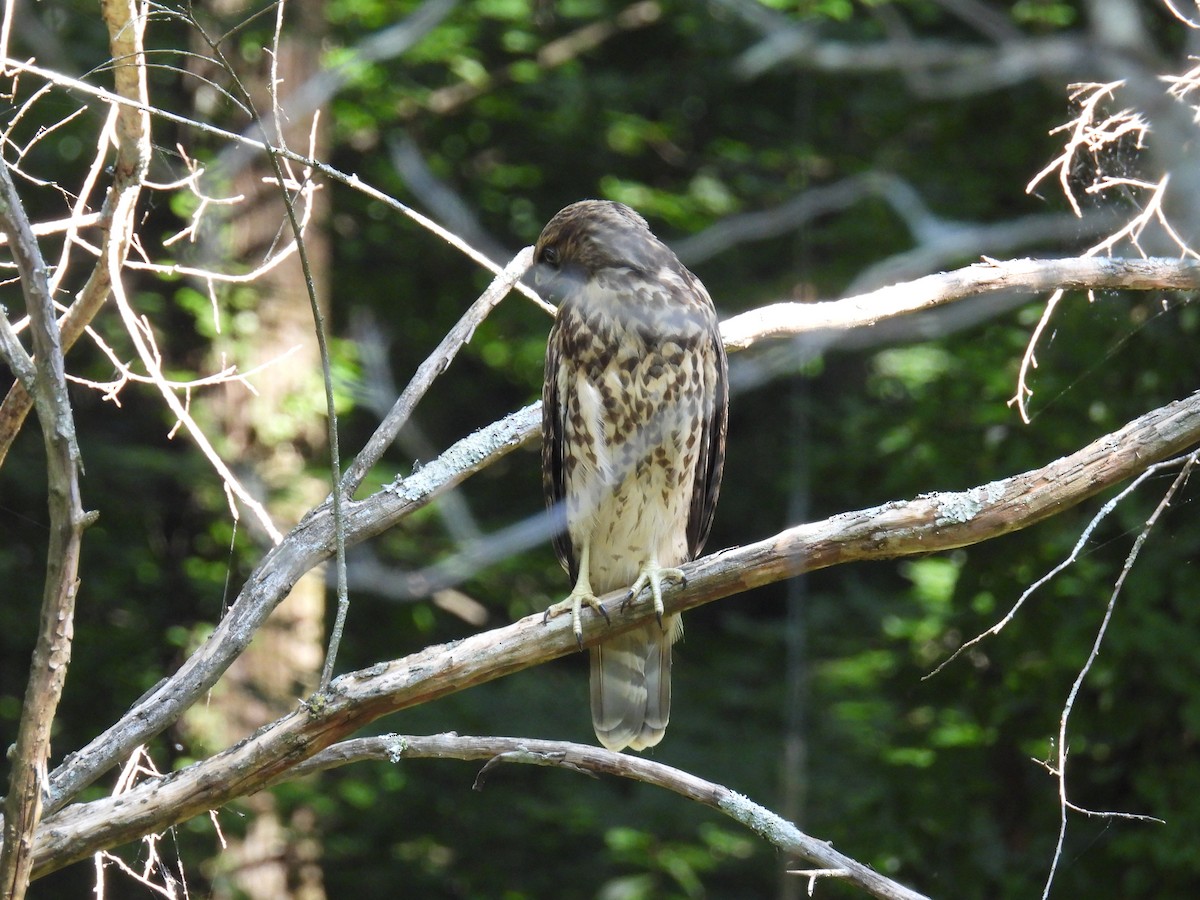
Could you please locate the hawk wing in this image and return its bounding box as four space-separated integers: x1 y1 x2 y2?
541 318 576 582
683 268 728 562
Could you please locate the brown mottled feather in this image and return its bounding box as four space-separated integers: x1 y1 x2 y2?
538 200 728 752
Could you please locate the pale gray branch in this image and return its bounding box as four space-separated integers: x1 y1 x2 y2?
674 173 893 266
23 387 1200 880
721 256 1200 351
35 255 1200 822
387 133 511 266
285 733 930 900
713 0 1089 92
341 244 535 495
673 173 1113 295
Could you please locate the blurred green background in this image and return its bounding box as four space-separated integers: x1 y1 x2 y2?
2 0 1199 897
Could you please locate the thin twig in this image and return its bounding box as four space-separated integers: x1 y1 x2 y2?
1008 287 1063 423
926 454 1191 679
0 55 547 306
1041 452 1196 899
0 52 150 464
108 235 285 542
185 0 348 686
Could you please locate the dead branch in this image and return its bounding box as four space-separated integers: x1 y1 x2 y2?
417 1 663 117
283 733 930 900
21 386 1200 879
0 0 151 467
720 255 1200 350
0 103 91 900
715 0 1088 94
30 253 1200 824
1041 452 1195 899
0 55 546 308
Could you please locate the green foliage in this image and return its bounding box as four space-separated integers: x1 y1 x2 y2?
6 0 1200 897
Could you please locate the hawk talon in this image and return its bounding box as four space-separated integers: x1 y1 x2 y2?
626 564 686 632
544 587 610 649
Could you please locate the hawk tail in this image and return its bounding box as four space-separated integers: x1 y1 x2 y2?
589 615 683 752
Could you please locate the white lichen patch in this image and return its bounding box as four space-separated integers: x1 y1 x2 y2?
935 481 1007 526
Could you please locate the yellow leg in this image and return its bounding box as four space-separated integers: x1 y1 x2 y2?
544 541 610 648
626 559 686 630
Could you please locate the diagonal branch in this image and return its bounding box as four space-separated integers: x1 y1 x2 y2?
0 0 151 466
40 403 541 816
284 733 931 900
34 254 1200 821
22 387 1200 879
720 255 1200 350
342 245 535 494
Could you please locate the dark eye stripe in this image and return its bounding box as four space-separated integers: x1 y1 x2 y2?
542 245 560 266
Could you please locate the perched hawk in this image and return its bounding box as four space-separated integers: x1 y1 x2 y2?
536 200 728 752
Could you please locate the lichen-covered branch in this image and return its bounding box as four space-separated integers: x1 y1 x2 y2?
33 254 1200 822
719 256 1200 350
288 733 931 900
22 388 1200 879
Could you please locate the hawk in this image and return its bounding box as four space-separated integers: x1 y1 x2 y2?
535 200 728 752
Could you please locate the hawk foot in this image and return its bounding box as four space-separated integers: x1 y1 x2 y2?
625 563 686 630
545 588 611 649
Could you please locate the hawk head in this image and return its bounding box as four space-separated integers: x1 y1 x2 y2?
533 200 677 304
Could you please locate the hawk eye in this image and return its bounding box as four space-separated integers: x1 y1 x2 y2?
541 245 560 268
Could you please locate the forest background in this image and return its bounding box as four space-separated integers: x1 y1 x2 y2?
2 0 1200 898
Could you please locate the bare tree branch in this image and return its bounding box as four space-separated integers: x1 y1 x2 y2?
0 0 159 882
672 171 1115 294
720 255 1200 350
386 133 512 265
29 254 1200 821
0 55 547 309
0 1 152 466
719 0 1088 95
0 96 91 900
39 401 541 817
284 734 931 900
1041 452 1194 899
20 385 1200 880
341 245 536 494
416 0 663 117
